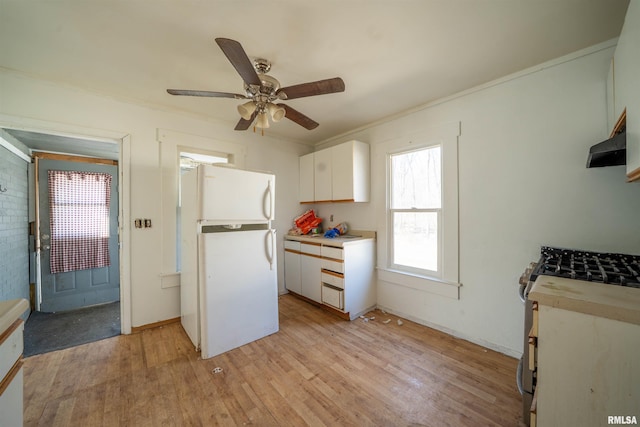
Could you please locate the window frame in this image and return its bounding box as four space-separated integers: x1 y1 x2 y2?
388 145 443 277
376 122 460 299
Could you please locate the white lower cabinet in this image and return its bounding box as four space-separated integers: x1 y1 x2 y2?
300 252 322 303
284 237 375 320
535 305 639 426
0 320 25 427
284 241 302 295
285 241 323 303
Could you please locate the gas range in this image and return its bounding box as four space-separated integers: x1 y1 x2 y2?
530 246 640 288
517 245 640 425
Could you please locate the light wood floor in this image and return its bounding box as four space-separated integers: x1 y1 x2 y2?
23 294 523 426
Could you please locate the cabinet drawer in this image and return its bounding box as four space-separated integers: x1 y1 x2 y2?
322 270 344 289
0 321 23 381
322 285 344 310
321 246 343 260
321 258 344 274
284 240 301 251
300 242 321 255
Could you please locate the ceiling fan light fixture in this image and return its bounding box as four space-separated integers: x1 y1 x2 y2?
256 111 270 129
237 101 257 120
268 103 286 122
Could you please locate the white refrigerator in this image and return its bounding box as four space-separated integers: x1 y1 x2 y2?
180 164 278 359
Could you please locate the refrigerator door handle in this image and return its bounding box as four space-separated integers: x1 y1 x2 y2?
265 229 276 270
263 180 274 221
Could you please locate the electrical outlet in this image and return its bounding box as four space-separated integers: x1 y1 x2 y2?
134 219 142 228
144 219 152 228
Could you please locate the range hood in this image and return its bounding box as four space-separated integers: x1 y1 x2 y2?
586 131 626 168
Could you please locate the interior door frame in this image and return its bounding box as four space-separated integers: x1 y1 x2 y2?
0 115 132 334
34 153 120 312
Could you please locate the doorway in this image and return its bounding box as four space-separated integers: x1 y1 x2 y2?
36 157 120 312
1 127 126 355
25 152 121 355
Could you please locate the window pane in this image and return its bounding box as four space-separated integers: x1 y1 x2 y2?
392 212 438 272
391 146 441 209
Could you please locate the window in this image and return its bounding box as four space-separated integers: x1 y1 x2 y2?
48 170 112 274
179 152 228 173
389 146 441 276
378 122 460 298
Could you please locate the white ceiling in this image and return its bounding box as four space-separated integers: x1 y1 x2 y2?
0 1 630 147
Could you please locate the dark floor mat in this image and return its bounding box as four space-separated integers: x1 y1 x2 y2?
23 301 120 357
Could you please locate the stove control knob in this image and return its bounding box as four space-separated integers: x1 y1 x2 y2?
519 262 538 286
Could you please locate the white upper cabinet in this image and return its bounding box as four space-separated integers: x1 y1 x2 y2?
299 140 370 203
332 140 370 202
299 153 315 203
313 148 333 202
611 1 640 181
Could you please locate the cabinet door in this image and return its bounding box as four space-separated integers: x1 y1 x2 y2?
301 254 322 303
313 148 332 202
331 142 354 201
299 153 315 203
332 141 369 202
284 250 302 295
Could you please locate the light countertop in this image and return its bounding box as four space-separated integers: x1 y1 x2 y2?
285 230 376 248
528 275 640 325
0 298 29 334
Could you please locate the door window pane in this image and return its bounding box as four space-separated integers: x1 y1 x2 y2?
48 170 112 274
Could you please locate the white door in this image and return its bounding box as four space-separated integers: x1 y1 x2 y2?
197 165 275 223
199 227 278 359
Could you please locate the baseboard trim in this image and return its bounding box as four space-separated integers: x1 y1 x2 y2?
131 317 180 333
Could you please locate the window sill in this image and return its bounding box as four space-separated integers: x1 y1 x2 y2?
377 268 460 299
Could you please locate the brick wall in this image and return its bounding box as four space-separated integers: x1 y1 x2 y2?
0 145 30 317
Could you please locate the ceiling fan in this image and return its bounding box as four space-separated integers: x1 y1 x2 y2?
167 38 345 134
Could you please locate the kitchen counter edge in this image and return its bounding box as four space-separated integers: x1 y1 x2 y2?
284 230 376 248
0 298 29 335
528 275 640 325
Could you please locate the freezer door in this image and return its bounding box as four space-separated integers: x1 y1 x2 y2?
197 165 275 223
199 228 279 359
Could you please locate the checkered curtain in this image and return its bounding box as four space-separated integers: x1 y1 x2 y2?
48 170 112 274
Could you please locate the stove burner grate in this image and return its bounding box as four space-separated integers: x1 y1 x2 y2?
535 246 640 288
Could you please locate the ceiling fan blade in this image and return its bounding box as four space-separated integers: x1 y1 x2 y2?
215 38 262 87
280 104 319 130
167 89 247 99
277 77 345 100
234 110 258 131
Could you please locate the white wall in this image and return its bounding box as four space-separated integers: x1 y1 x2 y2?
0 70 311 329
3 41 639 357
312 42 640 356
613 0 640 176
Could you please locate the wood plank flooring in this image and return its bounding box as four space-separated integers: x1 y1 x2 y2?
23 294 524 426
